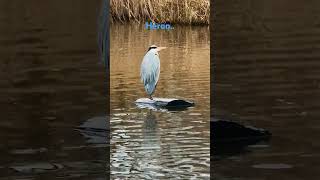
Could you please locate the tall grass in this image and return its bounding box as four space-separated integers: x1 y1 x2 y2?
110 0 210 25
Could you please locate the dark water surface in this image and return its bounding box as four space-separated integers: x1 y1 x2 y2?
110 24 210 179
0 1 107 179
213 0 320 179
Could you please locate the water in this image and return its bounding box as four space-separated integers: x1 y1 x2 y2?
0 0 108 179
213 0 320 179
110 24 210 179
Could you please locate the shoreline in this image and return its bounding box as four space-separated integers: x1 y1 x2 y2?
110 0 210 25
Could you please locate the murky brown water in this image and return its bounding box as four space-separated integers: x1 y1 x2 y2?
0 0 108 179
213 0 320 179
110 24 210 179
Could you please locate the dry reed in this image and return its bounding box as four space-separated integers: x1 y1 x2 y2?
110 0 210 25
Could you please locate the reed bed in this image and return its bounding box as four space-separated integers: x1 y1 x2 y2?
110 0 210 25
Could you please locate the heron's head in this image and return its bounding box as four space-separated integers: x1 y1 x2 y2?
147 45 167 54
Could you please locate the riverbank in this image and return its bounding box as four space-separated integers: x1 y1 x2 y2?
110 0 210 25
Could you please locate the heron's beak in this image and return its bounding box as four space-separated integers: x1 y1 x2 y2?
156 47 167 51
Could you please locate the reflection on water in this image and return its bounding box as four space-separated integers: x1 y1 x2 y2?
214 0 320 179
0 0 107 179
110 24 210 179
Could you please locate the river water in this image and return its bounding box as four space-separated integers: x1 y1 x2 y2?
213 0 320 179
4 0 317 179
110 24 210 179
0 0 108 179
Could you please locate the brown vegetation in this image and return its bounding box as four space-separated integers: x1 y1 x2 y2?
110 0 209 25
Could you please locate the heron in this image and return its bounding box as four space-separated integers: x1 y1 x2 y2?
140 45 167 100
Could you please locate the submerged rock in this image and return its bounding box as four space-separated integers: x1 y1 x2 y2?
75 116 109 144
212 120 271 143
211 119 271 156
11 163 63 173
135 97 194 111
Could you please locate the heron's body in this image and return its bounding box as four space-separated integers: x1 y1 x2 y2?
140 45 166 99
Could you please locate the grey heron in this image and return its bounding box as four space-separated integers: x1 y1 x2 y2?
140 45 167 100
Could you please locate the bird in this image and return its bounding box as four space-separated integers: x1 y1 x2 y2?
140 45 167 100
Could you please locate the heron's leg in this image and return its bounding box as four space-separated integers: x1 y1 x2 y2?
149 95 153 100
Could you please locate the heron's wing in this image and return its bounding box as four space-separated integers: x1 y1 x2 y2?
140 53 160 95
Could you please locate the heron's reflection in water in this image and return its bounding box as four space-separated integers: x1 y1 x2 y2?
137 110 162 177
143 110 159 145
111 111 162 178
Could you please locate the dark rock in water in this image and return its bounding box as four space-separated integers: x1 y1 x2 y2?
212 120 271 143
135 97 194 111
11 163 64 173
166 99 194 107
75 116 109 144
211 120 271 156
77 116 109 132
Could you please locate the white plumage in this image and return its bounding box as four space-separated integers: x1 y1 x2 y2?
140 45 166 99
